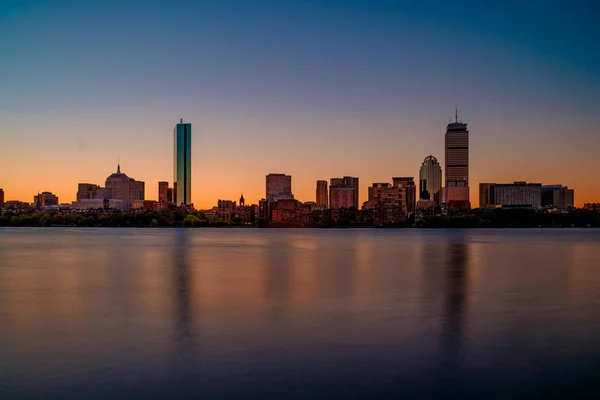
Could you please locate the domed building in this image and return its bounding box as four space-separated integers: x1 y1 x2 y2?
419 155 442 206
105 163 145 210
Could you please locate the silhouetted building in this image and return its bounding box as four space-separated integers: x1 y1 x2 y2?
266 173 293 201
236 204 255 224
174 119 192 206
34 192 59 207
105 163 145 210
444 111 470 208
584 203 600 212
239 194 245 207
167 187 174 204
542 185 575 209
316 180 328 208
258 198 270 221
419 155 442 205
76 183 106 200
479 182 542 207
158 181 169 203
0 188 4 207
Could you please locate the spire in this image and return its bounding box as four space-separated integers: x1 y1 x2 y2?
455 106 458 123
117 156 120 173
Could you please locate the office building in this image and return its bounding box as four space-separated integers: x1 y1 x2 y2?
542 185 575 209
105 163 145 210
0 188 4 207
158 181 169 203
266 173 293 201
444 111 470 207
174 119 192 205
479 182 542 207
166 188 174 204
419 155 442 205
34 192 59 207
316 180 328 208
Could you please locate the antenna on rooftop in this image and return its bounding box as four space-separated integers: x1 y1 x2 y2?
455 106 458 123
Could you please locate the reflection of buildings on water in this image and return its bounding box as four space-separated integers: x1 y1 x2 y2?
442 238 468 354
173 229 193 344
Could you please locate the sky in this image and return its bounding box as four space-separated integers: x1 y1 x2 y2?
1 0 599 208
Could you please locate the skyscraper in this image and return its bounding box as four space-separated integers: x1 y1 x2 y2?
419 155 442 205
0 188 5 207
316 180 328 208
266 173 293 201
444 110 470 207
158 181 169 203
174 119 192 206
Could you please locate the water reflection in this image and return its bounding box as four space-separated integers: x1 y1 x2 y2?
172 229 194 347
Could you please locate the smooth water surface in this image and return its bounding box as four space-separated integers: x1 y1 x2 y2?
1 228 600 399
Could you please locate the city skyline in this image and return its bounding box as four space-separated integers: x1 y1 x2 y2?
1 1 599 208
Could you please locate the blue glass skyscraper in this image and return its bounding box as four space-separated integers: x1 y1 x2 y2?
174 119 191 205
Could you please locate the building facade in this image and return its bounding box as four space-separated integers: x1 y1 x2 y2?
419 155 442 205
217 199 236 222
105 164 145 210
158 181 169 203
542 185 575 209
444 113 470 207
365 183 405 223
266 173 293 201
174 119 192 206
34 192 59 207
316 180 328 208
392 177 416 215
329 185 354 210
479 182 542 207
0 188 4 207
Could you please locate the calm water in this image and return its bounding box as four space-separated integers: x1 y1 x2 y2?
1 228 600 399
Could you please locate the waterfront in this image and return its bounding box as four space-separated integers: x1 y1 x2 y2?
1 228 600 399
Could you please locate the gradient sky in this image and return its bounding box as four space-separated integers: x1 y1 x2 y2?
1 0 599 208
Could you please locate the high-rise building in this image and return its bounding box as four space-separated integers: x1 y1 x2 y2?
0 188 4 207
329 185 354 210
167 188 174 204
329 176 359 209
365 182 405 223
158 181 169 202
105 163 145 210
542 185 575 209
34 192 59 207
419 155 442 205
479 182 542 207
316 180 328 208
444 111 470 207
174 119 192 206
266 173 293 201
392 177 416 215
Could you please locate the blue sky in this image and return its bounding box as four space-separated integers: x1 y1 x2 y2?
1 0 599 206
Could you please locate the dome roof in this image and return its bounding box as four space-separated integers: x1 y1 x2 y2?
423 155 438 163
106 163 129 181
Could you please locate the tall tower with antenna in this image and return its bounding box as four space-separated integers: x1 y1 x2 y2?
444 109 470 209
